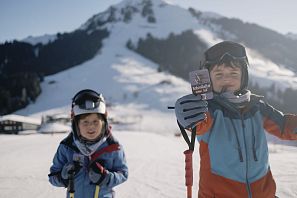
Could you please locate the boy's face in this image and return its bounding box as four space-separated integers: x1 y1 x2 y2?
209 64 242 93
78 113 104 141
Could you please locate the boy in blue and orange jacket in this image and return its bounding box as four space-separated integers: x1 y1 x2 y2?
175 41 297 198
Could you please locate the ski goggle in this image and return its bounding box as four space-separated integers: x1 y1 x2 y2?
72 89 104 110
204 42 249 66
77 99 100 110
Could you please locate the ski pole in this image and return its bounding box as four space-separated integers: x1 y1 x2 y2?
68 170 75 198
170 107 196 198
177 121 196 198
94 185 100 198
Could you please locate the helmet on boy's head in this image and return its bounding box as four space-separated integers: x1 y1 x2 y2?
202 41 249 94
71 89 107 119
71 89 108 143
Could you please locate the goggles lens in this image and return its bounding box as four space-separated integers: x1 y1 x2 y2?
78 100 100 110
72 90 103 110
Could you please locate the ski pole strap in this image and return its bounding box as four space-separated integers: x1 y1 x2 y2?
90 144 120 162
177 121 196 151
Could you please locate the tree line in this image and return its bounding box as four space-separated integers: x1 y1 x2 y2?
0 29 109 115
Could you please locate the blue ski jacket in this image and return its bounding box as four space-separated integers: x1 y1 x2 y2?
48 132 128 198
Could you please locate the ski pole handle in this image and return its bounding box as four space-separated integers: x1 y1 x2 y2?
184 150 193 198
68 171 75 197
184 150 193 186
186 186 192 198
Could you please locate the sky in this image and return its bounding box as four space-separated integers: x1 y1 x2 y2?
1 0 297 42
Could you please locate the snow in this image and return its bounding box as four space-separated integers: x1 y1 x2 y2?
286 32 297 40
0 131 296 198
199 12 223 20
38 122 71 134
22 34 57 45
5 0 297 197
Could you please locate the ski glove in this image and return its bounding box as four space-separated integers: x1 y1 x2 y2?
88 160 108 185
61 161 81 180
175 94 208 129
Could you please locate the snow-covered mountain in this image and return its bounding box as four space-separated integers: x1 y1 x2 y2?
76 0 297 93
286 32 297 40
22 34 57 45
14 0 297 118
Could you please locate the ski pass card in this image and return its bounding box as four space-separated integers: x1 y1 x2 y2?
189 69 213 100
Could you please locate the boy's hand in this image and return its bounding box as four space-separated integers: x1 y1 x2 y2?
61 162 81 180
88 160 108 184
175 94 208 129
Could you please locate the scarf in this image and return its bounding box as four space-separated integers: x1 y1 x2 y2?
73 136 107 157
220 90 251 108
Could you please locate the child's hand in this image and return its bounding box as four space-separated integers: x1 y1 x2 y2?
61 162 81 180
88 160 108 184
175 94 208 129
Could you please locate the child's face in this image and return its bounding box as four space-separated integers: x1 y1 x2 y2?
210 64 242 93
78 113 104 141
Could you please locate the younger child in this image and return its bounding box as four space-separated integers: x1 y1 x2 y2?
49 89 128 198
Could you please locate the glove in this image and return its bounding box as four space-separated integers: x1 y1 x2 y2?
175 94 208 129
88 160 108 184
61 161 81 180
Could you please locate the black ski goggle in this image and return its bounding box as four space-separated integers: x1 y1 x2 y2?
72 90 103 110
204 42 248 66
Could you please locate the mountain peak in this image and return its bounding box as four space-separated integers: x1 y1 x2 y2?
80 0 168 31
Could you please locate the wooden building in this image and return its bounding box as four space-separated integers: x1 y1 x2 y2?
0 114 41 134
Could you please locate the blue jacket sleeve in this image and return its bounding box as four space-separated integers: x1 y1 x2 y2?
100 145 128 188
48 144 70 187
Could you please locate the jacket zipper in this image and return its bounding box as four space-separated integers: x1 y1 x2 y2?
230 119 243 162
241 115 252 198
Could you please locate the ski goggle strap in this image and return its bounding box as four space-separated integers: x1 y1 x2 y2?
204 41 249 67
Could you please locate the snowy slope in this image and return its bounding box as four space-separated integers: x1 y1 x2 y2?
15 44 188 134
0 132 296 198
16 0 297 118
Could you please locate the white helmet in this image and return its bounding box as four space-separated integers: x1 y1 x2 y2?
71 89 108 144
72 89 107 118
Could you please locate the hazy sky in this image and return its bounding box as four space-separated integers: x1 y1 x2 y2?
1 0 297 42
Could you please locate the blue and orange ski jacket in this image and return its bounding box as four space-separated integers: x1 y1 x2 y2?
195 94 297 198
